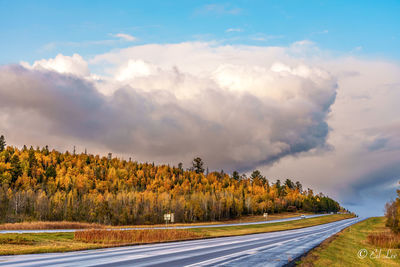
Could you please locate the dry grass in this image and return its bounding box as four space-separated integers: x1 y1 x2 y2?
367 230 400 248
74 229 204 244
0 221 105 230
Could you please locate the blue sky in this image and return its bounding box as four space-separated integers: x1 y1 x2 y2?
1 0 399 64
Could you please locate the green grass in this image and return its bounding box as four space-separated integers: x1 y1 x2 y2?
0 214 353 255
298 217 400 267
0 232 108 255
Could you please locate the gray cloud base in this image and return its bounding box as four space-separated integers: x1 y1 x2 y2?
0 62 337 172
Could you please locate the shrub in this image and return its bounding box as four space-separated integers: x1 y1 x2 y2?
74 229 203 244
367 230 400 248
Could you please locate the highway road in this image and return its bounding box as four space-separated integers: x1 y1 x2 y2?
0 214 328 234
0 217 363 267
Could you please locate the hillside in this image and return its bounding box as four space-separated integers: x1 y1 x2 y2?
0 141 341 225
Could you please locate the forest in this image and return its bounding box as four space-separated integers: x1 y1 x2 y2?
385 185 400 233
0 135 341 225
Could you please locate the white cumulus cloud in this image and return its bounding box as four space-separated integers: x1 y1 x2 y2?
20 53 90 77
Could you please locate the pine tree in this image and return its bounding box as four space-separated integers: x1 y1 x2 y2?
192 157 204 174
0 135 5 152
10 154 22 183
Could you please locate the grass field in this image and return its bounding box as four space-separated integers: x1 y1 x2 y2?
0 212 314 230
298 217 400 266
0 232 105 255
0 221 105 230
0 214 352 255
121 212 316 228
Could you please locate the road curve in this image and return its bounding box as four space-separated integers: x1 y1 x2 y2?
0 214 328 234
0 217 363 267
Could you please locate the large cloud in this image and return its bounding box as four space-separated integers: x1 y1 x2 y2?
0 42 337 172
3 42 400 216
262 57 400 216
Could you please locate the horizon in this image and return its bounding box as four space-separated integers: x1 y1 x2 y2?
1 1 400 218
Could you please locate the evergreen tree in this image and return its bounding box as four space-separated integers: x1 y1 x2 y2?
295 181 303 192
0 135 5 152
251 170 266 184
45 165 57 178
178 162 183 170
284 179 295 189
28 148 37 177
232 171 240 181
10 154 22 183
192 157 205 174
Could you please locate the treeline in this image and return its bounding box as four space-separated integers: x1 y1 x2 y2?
385 189 400 233
0 136 341 225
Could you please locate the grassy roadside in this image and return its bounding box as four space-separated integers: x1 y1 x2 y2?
0 221 105 230
0 214 353 255
119 212 316 228
0 212 314 230
297 217 400 266
0 232 104 255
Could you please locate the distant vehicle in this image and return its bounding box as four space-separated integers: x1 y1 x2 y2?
330 212 334 214
300 214 306 219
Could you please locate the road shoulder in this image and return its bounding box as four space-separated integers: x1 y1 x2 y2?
296 217 400 267
0 214 352 256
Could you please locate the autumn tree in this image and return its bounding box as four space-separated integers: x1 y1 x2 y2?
0 145 344 224
385 198 400 233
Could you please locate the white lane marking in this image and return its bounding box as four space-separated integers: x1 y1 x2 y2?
0 236 265 265
183 239 297 267
0 234 288 266
186 218 362 267
0 217 363 267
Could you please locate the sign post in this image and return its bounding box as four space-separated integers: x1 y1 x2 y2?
164 213 174 227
